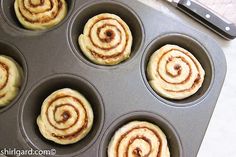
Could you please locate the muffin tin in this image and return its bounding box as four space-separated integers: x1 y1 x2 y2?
0 0 226 157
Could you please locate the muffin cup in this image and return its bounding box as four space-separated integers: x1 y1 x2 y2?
1 0 75 34
0 40 27 113
68 0 144 69
18 74 104 156
99 111 182 157
141 33 214 106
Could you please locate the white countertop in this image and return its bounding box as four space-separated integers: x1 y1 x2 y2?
138 0 236 156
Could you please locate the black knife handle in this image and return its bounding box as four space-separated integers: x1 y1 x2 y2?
177 0 236 40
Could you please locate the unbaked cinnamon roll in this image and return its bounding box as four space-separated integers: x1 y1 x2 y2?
79 13 133 65
147 44 205 100
0 55 23 107
14 0 67 30
37 88 94 145
108 121 170 157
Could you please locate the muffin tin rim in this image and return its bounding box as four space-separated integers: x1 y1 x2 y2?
0 40 28 113
18 73 105 156
0 0 227 157
141 32 215 107
67 0 146 70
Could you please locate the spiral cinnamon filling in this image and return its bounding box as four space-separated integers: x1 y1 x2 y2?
0 55 23 107
116 127 163 157
0 63 9 99
108 121 170 157
46 95 88 139
92 23 122 50
89 18 129 53
37 88 94 145
79 13 133 65
0 62 9 91
147 44 205 100
158 49 201 87
129 137 152 156
14 0 67 30
157 49 202 92
19 0 62 23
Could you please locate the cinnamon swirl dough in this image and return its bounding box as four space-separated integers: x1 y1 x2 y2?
79 13 133 65
14 0 67 30
37 88 94 145
0 55 23 107
147 44 205 100
108 121 170 157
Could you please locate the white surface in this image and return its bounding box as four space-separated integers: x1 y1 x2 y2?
138 0 236 157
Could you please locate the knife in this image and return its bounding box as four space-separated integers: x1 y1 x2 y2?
165 0 236 40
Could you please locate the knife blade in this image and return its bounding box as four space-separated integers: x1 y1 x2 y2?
165 0 236 40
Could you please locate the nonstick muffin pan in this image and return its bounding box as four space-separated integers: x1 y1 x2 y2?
0 0 226 157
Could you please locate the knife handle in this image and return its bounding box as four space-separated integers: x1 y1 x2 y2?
177 0 236 40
